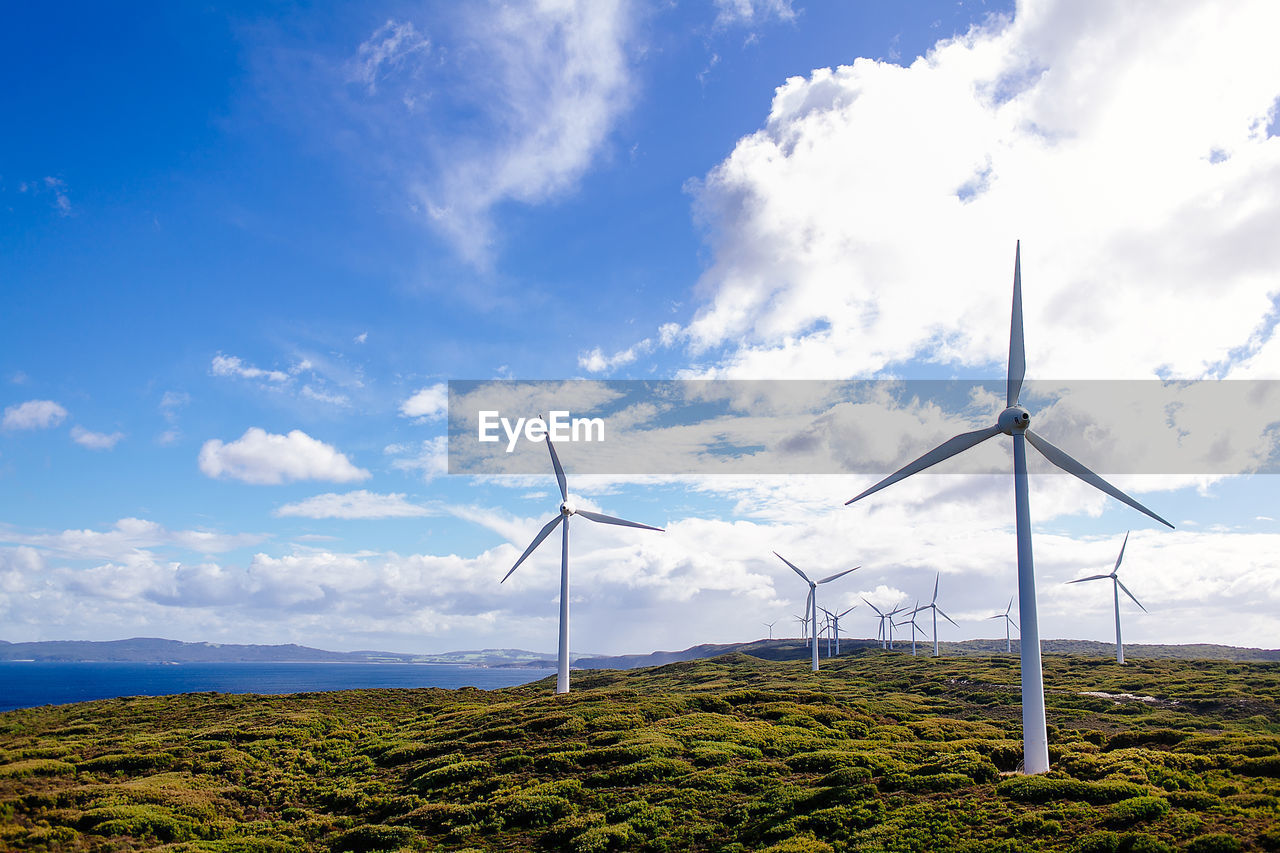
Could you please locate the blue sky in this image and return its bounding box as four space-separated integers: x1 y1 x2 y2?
3 0 1279 656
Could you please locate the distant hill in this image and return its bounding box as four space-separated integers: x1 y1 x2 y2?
572 637 1280 669
0 638 554 666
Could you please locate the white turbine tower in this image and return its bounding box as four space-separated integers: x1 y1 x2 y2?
895 599 930 656
988 596 1019 654
862 599 892 649
911 574 958 658
821 605 856 655
774 552 858 672
501 430 663 694
763 620 777 640
1066 531 1147 665
845 243 1173 774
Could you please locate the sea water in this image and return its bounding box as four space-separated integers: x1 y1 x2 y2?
0 661 556 712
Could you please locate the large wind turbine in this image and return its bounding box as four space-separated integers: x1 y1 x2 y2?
845 243 1173 774
1066 531 1146 664
501 431 662 694
911 574 958 657
988 596 1019 654
763 620 777 640
774 552 858 672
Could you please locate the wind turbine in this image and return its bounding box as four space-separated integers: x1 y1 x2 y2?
845 243 1173 774
911 574 958 657
501 430 662 694
821 605 856 655
763 620 777 640
793 613 810 644
1066 531 1146 664
774 552 858 672
863 599 891 649
988 596 1019 654
895 599 930 656
885 602 907 649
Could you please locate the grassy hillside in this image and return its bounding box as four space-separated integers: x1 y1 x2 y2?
2 651 1279 852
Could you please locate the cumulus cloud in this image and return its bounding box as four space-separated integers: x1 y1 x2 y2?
275 490 435 519
198 427 371 485
71 426 125 450
400 383 447 419
669 1 1280 382
2 399 68 430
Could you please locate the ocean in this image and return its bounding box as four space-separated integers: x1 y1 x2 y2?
0 661 557 712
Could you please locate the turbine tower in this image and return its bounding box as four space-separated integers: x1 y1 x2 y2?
1066 531 1146 664
845 243 1173 774
763 620 777 640
820 605 855 655
988 596 1019 654
911 574 958 657
774 552 858 672
895 599 930 656
501 429 663 694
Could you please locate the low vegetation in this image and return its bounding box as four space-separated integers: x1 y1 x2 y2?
2 650 1278 851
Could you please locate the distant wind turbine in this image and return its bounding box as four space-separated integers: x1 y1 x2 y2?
845 243 1173 774
1066 531 1146 664
763 620 777 640
793 613 809 643
885 602 908 650
895 599 930 656
501 428 662 694
862 599 892 649
774 552 858 672
911 574 958 657
988 596 1019 654
820 605 856 655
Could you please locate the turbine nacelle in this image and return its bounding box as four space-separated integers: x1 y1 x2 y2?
998 406 1031 435
560 501 577 517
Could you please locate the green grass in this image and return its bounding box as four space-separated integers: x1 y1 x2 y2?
1 650 1278 851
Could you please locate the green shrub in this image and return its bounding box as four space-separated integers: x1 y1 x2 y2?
330 824 416 852
79 752 175 773
411 758 490 790
1183 834 1243 853
495 793 572 828
80 804 196 843
997 775 1146 804
586 756 693 786
0 758 76 778
1074 830 1121 853
1122 835 1174 853
1107 796 1171 826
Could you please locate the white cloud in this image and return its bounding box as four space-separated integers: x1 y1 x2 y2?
3 399 68 430
350 19 431 95
354 332 368 344
400 383 447 419
300 385 351 407
713 0 796 29
275 490 435 519
406 0 637 261
0 517 265 561
578 339 653 373
676 1 1280 382
210 353 290 383
198 427 371 485
386 436 449 481
71 426 125 450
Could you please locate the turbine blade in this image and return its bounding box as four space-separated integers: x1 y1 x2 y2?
988 614 1003 620
840 606 856 617
1067 573 1112 584
1117 579 1147 612
775 552 811 583
1005 595 1014 615
932 573 940 604
861 597 884 616
1024 429 1174 529
845 425 1002 505
1008 241 1026 407
543 427 568 502
1114 530 1130 572
805 587 814 615
937 607 959 628
576 509 663 531
817 566 859 584
501 515 564 582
